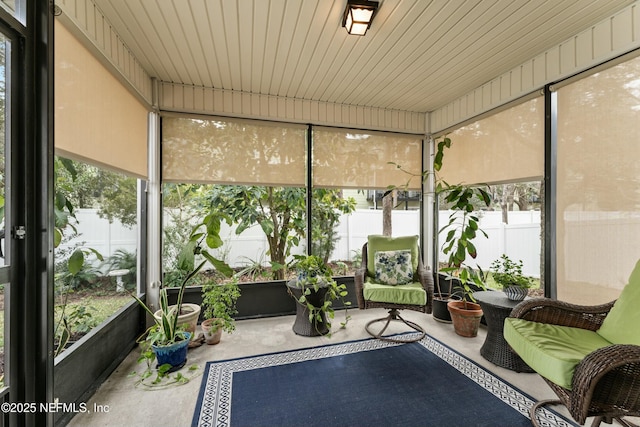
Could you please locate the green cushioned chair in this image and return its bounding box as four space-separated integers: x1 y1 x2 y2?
354 235 433 343
504 260 640 427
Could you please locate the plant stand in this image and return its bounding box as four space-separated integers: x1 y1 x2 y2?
473 291 534 372
286 280 330 337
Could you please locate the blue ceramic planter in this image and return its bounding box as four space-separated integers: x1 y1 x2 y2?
152 332 191 372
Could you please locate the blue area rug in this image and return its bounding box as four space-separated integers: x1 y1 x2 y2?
192 334 577 427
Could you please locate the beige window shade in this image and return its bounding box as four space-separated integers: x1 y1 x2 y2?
162 116 306 186
54 20 148 178
438 98 544 186
313 128 423 190
556 55 640 305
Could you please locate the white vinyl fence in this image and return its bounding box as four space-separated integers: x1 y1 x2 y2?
58 209 542 277
56 209 138 263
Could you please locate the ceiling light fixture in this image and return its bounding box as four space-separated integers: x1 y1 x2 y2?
342 0 379 36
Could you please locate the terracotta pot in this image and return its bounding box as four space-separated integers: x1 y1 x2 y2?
201 318 223 345
447 300 483 337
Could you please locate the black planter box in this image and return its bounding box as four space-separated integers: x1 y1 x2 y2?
54 301 142 426
166 276 357 321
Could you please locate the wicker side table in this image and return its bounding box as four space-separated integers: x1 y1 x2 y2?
286 280 330 337
473 290 534 373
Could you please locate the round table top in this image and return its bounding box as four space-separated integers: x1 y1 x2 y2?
473 290 527 310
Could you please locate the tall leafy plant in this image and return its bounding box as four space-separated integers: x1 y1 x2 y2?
388 136 492 304
433 137 491 304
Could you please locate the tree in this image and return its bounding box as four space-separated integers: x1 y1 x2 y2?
54 156 138 227
311 189 356 263
488 182 541 224
203 185 355 279
204 185 305 280
382 189 395 236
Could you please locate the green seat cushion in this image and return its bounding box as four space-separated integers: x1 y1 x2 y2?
597 259 640 345
367 235 419 277
363 278 426 306
504 318 612 390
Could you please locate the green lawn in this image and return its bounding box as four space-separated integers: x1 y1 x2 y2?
0 293 131 349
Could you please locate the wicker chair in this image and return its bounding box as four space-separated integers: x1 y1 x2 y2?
506 297 640 427
354 235 433 343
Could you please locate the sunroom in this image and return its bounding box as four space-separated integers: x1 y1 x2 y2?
3 0 640 426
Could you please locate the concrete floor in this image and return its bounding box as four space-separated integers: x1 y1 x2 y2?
68 309 596 427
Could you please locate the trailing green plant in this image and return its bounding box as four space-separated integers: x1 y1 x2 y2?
290 255 351 336
490 254 533 289
201 277 241 333
129 348 201 389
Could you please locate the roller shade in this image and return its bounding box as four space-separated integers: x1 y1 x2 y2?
54 20 148 178
313 127 423 190
438 98 544 186
556 55 640 304
162 116 307 186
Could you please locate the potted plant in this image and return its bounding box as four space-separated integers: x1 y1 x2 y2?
439 180 491 337
445 265 487 337
286 254 351 337
388 136 491 325
490 254 533 301
153 301 201 341
156 212 234 341
200 277 241 345
132 262 204 372
134 211 233 371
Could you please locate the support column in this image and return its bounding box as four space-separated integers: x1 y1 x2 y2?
306 124 312 255
423 136 435 271
544 84 557 299
146 80 162 311
12 0 55 425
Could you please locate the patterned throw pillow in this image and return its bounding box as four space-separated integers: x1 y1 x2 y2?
374 250 414 286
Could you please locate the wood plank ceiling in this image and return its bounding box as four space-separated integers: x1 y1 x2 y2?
94 0 634 114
